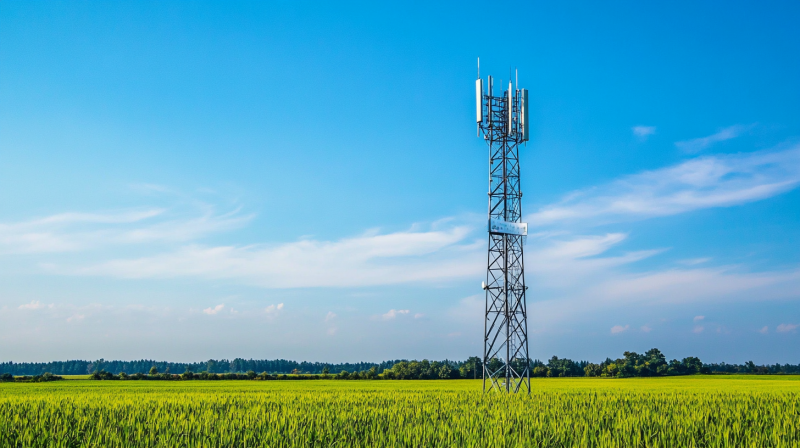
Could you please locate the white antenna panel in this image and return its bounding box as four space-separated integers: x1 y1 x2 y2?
487 76 493 123
521 89 529 141
507 81 513 136
476 79 483 123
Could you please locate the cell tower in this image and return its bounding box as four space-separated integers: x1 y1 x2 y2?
476 61 531 393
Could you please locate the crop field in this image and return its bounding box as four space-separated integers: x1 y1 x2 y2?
2 376 800 448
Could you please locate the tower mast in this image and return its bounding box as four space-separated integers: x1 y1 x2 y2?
476 63 530 393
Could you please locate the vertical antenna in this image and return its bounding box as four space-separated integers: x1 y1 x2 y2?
478 58 482 137
507 80 513 136
515 68 518 90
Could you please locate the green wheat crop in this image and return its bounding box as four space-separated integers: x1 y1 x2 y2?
1 376 799 447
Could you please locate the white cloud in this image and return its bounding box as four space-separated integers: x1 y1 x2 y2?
777 323 798 333
675 124 755 153
610 325 629 334
591 267 800 307
27 210 164 226
203 304 225 315
265 303 284 314
18 300 50 310
523 233 663 291
381 309 410 320
529 146 800 226
69 223 482 288
679 258 711 266
640 325 652 333
66 313 85 322
527 232 800 327
632 126 656 138
759 326 769 334
7 302 174 323
442 230 799 331
414 313 425 319
325 311 337 322
694 315 705 322
693 325 704 333
0 206 251 254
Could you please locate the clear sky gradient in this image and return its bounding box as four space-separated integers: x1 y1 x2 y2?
1 1 799 363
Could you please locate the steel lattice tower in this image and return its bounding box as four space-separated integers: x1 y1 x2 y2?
476 68 531 393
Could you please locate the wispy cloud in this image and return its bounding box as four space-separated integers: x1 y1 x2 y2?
66 313 85 323
529 146 800 226
381 309 410 320
508 226 800 331
203 304 225 315
610 325 629 334
693 325 705 333
325 311 337 322
67 223 482 288
675 124 755 153
777 323 798 333
525 233 663 288
759 326 769 334
265 303 284 314
18 300 51 310
632 126 656 139
694 315 705 322
531 261 800 330
0 207 251 254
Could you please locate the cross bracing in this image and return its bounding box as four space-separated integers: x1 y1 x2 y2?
478 79 531 394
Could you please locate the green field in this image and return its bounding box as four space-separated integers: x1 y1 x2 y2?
2 376 800 447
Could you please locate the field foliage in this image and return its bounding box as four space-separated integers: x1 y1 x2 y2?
1 376 799 447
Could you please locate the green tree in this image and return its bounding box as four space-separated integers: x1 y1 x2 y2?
149 366 158 375
682 357 703 374
438 364 453 379
487 358 503 375
459 356 482 379
532 366 549 377
584 363 602 377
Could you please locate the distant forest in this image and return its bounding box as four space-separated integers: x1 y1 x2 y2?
3 349 800 378
0 359 406 377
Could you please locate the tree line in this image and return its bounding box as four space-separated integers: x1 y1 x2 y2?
0 372 62 383
89 360 474 381
0 358 406 376
5 349 800 378
548 349 707 377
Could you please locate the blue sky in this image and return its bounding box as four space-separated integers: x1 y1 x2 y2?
1 1 799 364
